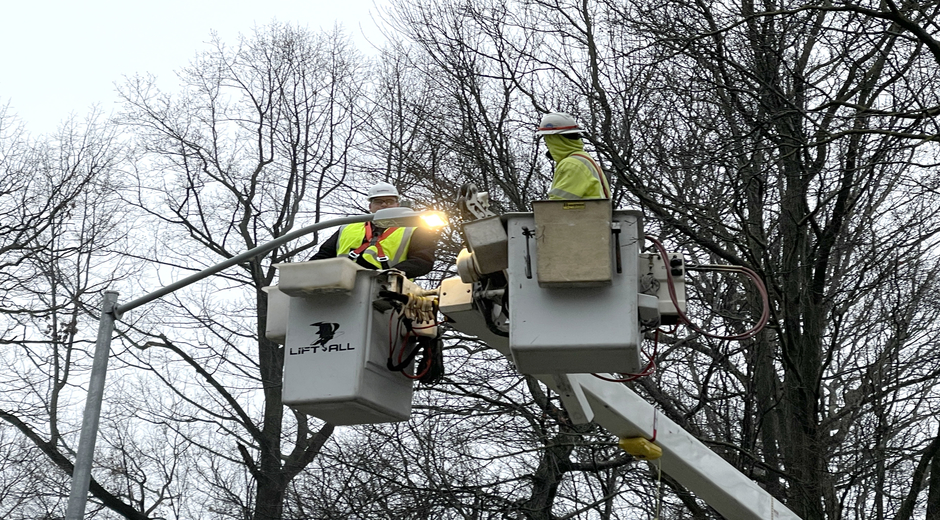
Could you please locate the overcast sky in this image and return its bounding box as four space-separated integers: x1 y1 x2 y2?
0 0 385 135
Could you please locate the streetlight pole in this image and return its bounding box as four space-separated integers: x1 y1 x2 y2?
65 212 387 519
65 290 120 519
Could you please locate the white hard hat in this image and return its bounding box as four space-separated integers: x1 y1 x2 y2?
367 182 400 200
535 112 582 136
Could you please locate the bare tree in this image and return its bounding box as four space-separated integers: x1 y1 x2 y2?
594 2 940 517
0 107 140 518
114 22 370 520
372 0 940 518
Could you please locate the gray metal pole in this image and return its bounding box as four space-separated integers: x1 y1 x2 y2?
65 290 119 520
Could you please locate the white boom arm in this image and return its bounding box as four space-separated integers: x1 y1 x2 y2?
441 299 800 520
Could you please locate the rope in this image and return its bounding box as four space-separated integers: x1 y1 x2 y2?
655 457 663 520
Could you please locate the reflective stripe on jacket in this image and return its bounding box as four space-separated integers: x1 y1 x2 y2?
336 223 415 269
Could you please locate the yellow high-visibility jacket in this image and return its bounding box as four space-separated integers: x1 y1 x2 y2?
545 134 611 200
335 222 415 270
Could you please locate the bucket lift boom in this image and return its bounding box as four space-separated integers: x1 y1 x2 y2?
267 194 801 519
445 191 799 520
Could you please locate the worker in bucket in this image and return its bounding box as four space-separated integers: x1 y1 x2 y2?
536 112 611 200
310 182 444 384
311 182 437 278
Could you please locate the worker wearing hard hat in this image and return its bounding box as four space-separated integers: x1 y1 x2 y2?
311 182 437 278
536 112 611 200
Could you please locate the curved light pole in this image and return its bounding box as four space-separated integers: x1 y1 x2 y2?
65 208 445 519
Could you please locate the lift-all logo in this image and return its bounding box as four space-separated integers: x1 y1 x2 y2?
289 322 356 355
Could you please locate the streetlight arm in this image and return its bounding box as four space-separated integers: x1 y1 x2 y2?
116 213 374 316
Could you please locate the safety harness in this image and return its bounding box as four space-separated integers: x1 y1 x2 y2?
348 222 398 269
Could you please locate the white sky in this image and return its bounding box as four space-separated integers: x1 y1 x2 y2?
0 0 386 135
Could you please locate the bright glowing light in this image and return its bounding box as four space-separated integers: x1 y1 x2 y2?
419 211 448 228
373 208 449 229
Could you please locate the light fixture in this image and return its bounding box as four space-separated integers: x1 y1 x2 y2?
373 207 448 229
419 211 448 229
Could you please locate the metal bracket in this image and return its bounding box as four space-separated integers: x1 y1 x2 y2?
457 183 496 222
546 373 594 424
